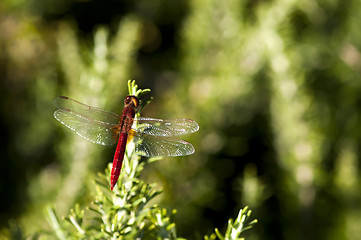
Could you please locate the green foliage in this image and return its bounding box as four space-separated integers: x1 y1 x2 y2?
205 207 257 240
46 165 178 239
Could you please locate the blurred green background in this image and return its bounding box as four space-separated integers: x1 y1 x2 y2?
1 0 361 239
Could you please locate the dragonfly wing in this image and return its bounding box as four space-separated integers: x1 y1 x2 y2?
132 133 195 157
53 96 120 124
134 118 199 137
54 109 119 146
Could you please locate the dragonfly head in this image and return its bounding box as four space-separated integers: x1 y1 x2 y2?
124 95 139 109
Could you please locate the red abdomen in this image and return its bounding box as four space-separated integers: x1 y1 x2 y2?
110 132 128 190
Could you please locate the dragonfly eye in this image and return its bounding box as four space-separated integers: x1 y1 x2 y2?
131 96 139 108
124 96 132 105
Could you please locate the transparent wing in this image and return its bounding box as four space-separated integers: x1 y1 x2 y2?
132 132 195 157
134 117 199 137
53 96 120 124
54 109 119 146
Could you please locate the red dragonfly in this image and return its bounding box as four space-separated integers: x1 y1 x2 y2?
53 95 199 190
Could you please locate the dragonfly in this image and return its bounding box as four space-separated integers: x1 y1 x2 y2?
53 95 199 190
